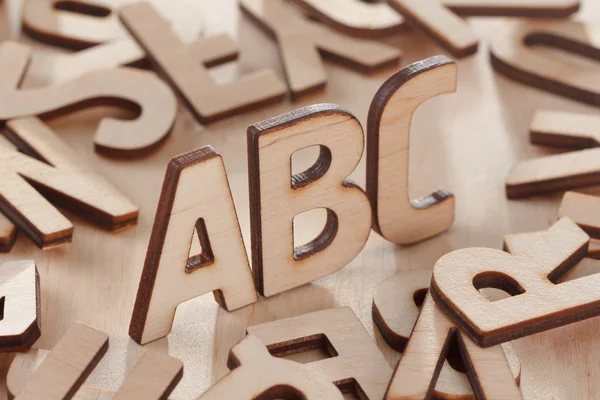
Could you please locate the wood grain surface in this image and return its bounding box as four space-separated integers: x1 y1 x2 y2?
1 1 600 399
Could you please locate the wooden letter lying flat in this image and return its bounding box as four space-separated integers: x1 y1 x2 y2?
507 110 600 198
10 323 182 400
0 117 138 249
373 270 521 400
0 213 17 252
367 55 455 245
248 307 392 399
530 110 600 149
129 146 257 344
23 1 204 86
199 335 343 400
559 192 600 239
0 41 177 157
247 104 372 297
0 260 40 352
388 0 579 58
291 0 579 43
431 217 600 347
491 20 600 107
385 293 522 400
289 0 405 37
240 0 401 99
120 1 285 124
14 323 109 400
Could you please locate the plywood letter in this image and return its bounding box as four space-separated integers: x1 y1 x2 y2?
0 41 177 157
530 110 600 149
291 0 578 41
431 218 600 347
240 0 401 98
559 192 600 238
129 146 257 344
248 307 392 399
120 2 285 124
199 335 343 400
367 55 455 245
491 20 600 106
0 260 40 353
10 324 182 400
247 104 372 297
385 293 522 400
373 270 520 400
0 117 138 249
387 0 579 57
23 0 204 86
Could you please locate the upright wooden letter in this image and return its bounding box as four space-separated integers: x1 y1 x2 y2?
367 55 455 245
199 335 343 400
247 104 372 297
240 0 401 98
129 146 257 344
0 117 138 249
431 218 600 347
373 271 520 400
388 0 579 57
385 293 522 400
248 307 392 399
0 41 177 156
0 260 40 352
491 20 600 106
120 1 285 124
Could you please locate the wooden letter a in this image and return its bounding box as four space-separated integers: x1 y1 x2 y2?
129 147 257 344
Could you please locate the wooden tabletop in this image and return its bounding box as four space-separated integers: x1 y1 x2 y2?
1 1 600 399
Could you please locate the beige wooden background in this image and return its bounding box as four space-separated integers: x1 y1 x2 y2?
1 1 600 399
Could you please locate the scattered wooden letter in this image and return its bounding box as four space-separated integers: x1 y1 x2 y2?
23 0 204 86
10 323 182 400
491 19 600 106
0 41 177 156
431 217 600 347
0 213 17 252
367 55 455 245
0 117 138 249
247 104 372 297
14 323 109 400
240 0 401 98
248 307 392 399
120 1 285 124
388 0 579 57
129 146 257 344
507 110 600 197
385 293 522 399
289 0 404 37
559 192 600 238
199 335 343 400
0 260 40 352
373 270 521 400
530 110 600 149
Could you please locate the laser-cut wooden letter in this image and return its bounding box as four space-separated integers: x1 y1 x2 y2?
491 20 600 107
559 192 600 238
199 335 343 400
0 41 177 157
240 0 401 99
530 110 600 149
0 117 138 249
388 0 579 57
373 270 520 400
10 323 182 400
385 293 522 400
129 146 257 344
431 218 600 347
0 260 40 353
23 0 204 86
247 104 372 297
248 307 392 399
367 55 455 245
120 1 285 124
